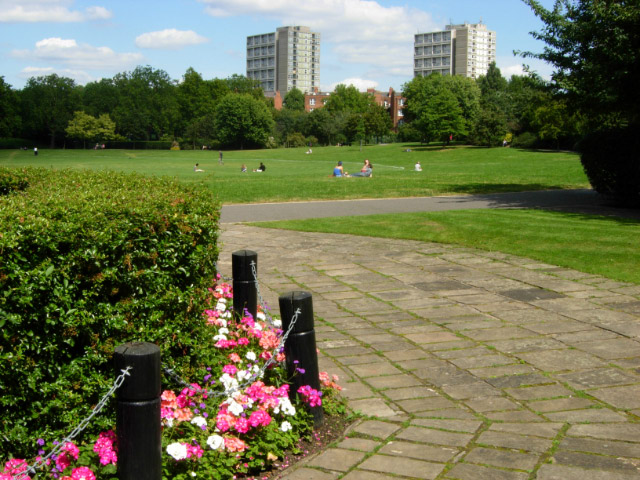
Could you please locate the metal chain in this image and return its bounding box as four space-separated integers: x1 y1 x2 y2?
17 367 132 479
162 307 300 399
250 260 276 326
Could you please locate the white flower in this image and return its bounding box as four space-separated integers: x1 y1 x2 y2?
163 417 174 428
218 318 228 328
236 369 251 382
218 327 229 335
222 311 232 319
213 334 227 342
167 442 188 461
245 351 257 362
220 373 239 393
206 434 224 451
215 301 226 311
190 472 197 477
280 421 292 432
280 397 296 416
272 318 282 329
227 399 244 416
256 312 266 321
190 416 207 428
253 322 263 331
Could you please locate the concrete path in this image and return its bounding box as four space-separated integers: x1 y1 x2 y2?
218 222 640 480
220 189 640 223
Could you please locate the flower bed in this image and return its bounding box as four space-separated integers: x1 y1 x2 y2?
1 278 343 480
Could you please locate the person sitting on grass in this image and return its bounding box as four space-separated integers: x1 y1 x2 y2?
241 164 247 173
332 161 345 177
253 162 266 172
349 159 373 177
194 163 204 172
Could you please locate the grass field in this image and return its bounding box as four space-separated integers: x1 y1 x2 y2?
254 209 640 285
0 144 589 204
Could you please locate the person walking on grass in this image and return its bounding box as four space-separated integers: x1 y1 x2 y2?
219 150 224 165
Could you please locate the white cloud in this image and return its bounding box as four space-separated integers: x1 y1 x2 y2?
135 29 209 50
12 37 143 70
0 1 112 23
328 77 378 92
198 0 438 74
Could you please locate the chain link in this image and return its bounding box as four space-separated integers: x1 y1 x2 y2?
16 367 132 479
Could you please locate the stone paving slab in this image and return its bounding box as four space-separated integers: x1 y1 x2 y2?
218 225 640 480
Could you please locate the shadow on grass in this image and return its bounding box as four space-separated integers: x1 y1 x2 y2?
435 187 640 223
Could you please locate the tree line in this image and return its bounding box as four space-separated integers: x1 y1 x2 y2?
1 61 579 150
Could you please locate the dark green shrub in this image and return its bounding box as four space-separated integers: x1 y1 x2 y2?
0 167 29 195
578 126 640 207
0 168 221 456
0 138 34 149
511 131 539 149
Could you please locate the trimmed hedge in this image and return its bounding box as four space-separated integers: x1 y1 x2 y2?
0 167 29 195
579 126 640 207
0 168 221 457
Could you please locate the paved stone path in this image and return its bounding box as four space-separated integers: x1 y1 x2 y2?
219 224 640 480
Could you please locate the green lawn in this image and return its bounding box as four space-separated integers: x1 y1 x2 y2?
0 144 589 204
254 209 640 285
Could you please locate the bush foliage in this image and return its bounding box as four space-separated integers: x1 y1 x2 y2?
579 127 640 207
0 168 221 456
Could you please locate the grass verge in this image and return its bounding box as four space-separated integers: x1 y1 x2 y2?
251 209 640 285
0 144 589 204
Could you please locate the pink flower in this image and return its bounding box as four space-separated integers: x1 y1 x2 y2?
228 353 242 363
2 459 30 479
93 431 117 466
234 416 250 434
70 466 95 480
297 385 323 407
222 364 238 375
259 331 279 350
248 410 271 428
186 444 204 459
237 337 250 346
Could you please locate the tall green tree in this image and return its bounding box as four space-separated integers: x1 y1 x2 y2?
111 66 179 140
0 77 21 137
403 74 467 144
519 0 640 205
518 0 639 128
283 87 305 111
324 84 373 114
81 78 120 118
66 111 117 148
214 93 274 149
20 74 81 146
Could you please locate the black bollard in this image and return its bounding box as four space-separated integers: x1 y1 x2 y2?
278 291 324 427
232 250 258 320
114 342 162 480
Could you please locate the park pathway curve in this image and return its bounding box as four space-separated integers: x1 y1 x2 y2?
218 223 640 480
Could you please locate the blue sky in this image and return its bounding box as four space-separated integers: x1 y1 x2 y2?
0 0 557 91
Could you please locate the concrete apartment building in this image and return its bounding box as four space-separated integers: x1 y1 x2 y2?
247 26 320 94
414 22 496 79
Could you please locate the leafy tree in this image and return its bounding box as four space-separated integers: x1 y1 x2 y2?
518 0 639 128
111 66 179 140
363 104 392 141
66 111 117 148
304 107 338 145
0 77 21 137
224 74 264 99
214 93 274 149
324 84 373 114
519 0 640 205
20 74 81 146
443 75 481 132
477 62 508 97
403 74 466 144
472 103 508 147
283 87 305 111
274 108 306 146
81 78 120 118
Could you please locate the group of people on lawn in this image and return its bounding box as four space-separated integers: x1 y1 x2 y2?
332 159 373 177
